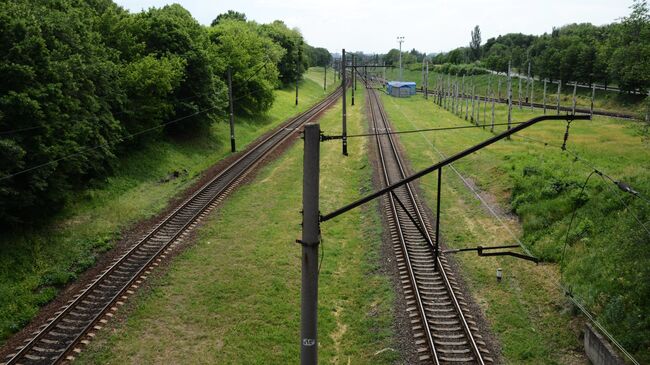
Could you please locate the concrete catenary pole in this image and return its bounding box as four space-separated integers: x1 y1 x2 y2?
324 64 327 91
530 79 535 111
590 83 596 117
397 36 404 81
517 75 521 110
296 39 301 106
572 81 577 115
507 61 513 134
471 84 476 124
465 83 470 120
341 49 348 156
527 61 531 103
461 75 466 116
543 79 547 114
483 81 490 125
351 54 355 106
557 80 562 115
425 60 429 100
491 89 496 132
227 67 236 152
300 123 321 365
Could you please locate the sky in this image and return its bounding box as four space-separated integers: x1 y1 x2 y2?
115 0 632 54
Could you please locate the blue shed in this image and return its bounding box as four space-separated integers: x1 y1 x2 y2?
387 81 416 97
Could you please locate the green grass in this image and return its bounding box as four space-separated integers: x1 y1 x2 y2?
76 86 401 364
385 66 648 116
0 68 339 344
377 91 649 363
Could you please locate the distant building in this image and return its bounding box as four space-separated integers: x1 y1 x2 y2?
387 81 416 97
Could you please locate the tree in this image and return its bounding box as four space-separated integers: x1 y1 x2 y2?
469 25 482 61
260 21 306 85
210 10 246 26
209 19 283 115
608 0 650 92
123 5 227 135
0 0 123 224
307 46 332 67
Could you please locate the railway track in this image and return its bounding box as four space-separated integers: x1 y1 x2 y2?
366 84 492 364
3 86 344 365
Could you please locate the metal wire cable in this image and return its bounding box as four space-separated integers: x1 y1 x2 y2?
513 134 650 207
391 98 641 364
322 122 527 140
561 170 599 266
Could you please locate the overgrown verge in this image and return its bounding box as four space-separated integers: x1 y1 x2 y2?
379 92 649 362
76 87 400 364
0 73 336 345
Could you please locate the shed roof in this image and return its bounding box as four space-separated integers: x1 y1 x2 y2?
387 81 416 87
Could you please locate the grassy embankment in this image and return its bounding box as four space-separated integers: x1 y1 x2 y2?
378 91 649 363
386 67 648 116
0 69 338 344
76 86 401 364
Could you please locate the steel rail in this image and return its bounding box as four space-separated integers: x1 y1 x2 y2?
367 85 485 364
4 86 344 365
368 88 439 364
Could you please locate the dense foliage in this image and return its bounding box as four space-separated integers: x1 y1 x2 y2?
0 1 320 227
430 1 650 93
508 154 650 362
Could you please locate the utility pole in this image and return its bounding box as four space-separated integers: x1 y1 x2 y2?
351 54 355 106
590 84 596 117
421 57 425 91
557 80 561 115
518 76 522 110
299 122 320 365
397 36 404 81
341 49 348 156
530 79 535 111
507 61 513 135
324 63 327 91
425 59 429 100
227 67 236 152
491 89 496 132
296 39 302 106
543 79 547 115
572 81 577 115
527 61 531 103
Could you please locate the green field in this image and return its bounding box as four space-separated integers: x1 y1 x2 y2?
0 69 339 344
76 86 401 364
377 90 649 363
385 66 648 116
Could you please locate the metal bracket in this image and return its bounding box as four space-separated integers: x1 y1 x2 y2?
295 239 320 247
444 244 539 264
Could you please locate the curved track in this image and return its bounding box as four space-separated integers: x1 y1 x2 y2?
366 83 492 364
3 86 344 365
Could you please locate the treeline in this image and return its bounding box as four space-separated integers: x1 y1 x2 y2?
432 1 650 92
0 1 331 227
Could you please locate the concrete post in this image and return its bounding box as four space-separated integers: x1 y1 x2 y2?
590 84 596 117
300 123 321 365
341 49 348 156
530 79 535 111
507 61 513 134
543 79 547 115
572 82 577 115
557 80 562 115
227 67 236 152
